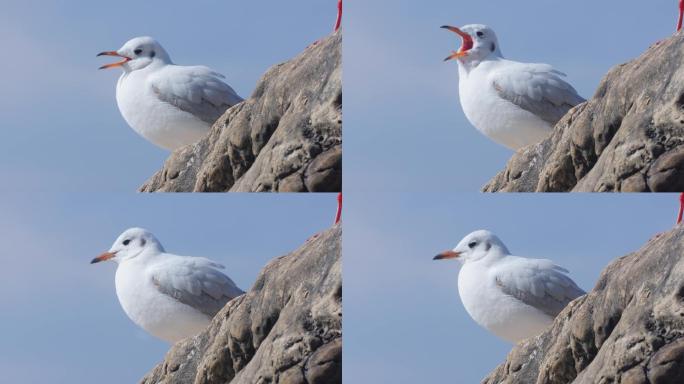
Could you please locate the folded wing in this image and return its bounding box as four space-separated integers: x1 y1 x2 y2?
150 256 244 317
492 62 585 126
149 65 244 125
493 257 585 317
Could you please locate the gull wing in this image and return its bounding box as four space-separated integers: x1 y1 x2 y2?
149 65 244 125
491 62 585 126
493 256 585 318
149 256 244 317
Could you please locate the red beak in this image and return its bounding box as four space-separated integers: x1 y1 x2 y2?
91 251 116 264
334 0 342 32
441 25 474 61
433 250 461 260
97 51 131 70
334 193 342 224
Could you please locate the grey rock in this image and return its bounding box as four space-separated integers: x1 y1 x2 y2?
484 33 684 192
482 225 684 384
140 32 342 192
140 224 341 384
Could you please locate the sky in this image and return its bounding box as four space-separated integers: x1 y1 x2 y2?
0 0 336 192
343 192 680 383
0 192 338 384
345 0 680 192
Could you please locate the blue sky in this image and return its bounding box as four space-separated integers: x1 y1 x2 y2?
343 193 680 383
0 0 336 192
345 0 679 192
0 192 338 383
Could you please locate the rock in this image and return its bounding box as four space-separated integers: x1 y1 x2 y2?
482 225 684 384
140 224 341 384
484 33 684 192
140 32 342 192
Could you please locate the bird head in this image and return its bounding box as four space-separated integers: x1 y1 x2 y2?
433 229 510 263
91 227 164 265
442 24 502 64
97 36 171 72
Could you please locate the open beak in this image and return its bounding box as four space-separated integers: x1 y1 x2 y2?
91 251 116 264
97 51 131 70
441 25 473 61
433 250 461 260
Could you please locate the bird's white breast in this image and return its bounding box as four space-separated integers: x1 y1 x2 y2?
457 261 553 343
458 61 553 150
114 259 211 343
116 69 211 151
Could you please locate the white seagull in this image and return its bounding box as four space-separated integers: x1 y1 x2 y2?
442 24 585 150
98 36 243 150
91 227 244 343
434 230 584 343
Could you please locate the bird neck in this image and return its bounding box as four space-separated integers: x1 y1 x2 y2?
122 58 171 74
477 248 510 266
457 52 503 75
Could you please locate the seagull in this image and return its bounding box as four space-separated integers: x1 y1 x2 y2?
433 230 585 343
442 24 585 150
91 227 244 343
98 37 243 151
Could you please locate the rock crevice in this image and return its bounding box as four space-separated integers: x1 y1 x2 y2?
140 32 342 192
484 33 684 192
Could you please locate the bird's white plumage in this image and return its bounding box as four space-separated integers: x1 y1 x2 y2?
441 230 584 343
450 25 584 150
104 37 243 150
100 228 243 343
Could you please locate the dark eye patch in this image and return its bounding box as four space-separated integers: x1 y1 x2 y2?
140 238 146 246
468 241 477 248
476 31 485 37
150 51 156 58
123 239 131 246
490 43 496 52
134 48 143 55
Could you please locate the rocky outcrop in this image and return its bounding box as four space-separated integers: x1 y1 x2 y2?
140 32 342 192
140 224 341 384
482 225 684 384
484 33 684 192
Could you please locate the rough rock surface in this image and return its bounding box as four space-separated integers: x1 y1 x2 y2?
140 32 341 192
140 224 341 384
482 225 684 384
484 33 684 192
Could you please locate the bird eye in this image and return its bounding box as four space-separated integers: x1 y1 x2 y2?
468 241 477 248
134 48 143 55
476 31 485 37
123 239 131 246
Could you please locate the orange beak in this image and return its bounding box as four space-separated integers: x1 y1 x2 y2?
97 51 131 70
91 251 116 264
441 25 473 61
433 250 461 260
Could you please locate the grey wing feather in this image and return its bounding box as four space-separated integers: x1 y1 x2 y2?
494 258 585 317
150 65 244 125
151 257 244 317
492 63 585 125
